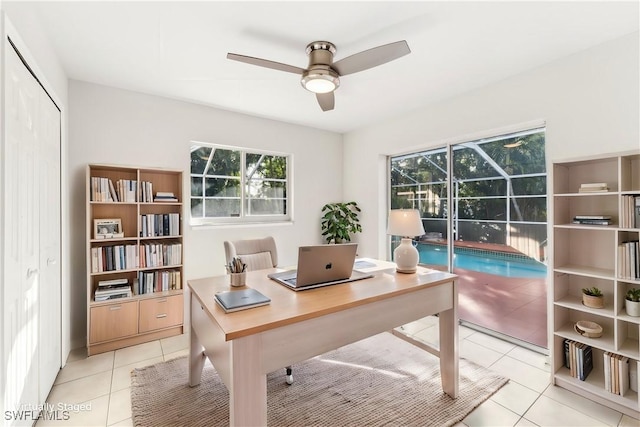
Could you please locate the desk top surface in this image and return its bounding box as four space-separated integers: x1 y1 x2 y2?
188 258 457 341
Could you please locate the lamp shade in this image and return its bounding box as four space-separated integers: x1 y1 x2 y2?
386 209 425 238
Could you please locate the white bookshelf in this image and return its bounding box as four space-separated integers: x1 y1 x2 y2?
551 152 640 417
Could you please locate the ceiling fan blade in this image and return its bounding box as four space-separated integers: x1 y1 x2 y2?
316 92 335 112
226 53 306 75
332 40 410 76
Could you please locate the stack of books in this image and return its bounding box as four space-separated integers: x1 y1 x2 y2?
94 278 132 301
604 352 630 396
618 240 640 280
578 182 609 193
572 215 612 226
620 195 640 228
564 339 593 381
153 191 178 202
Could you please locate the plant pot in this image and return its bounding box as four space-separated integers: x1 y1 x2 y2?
626 299 640 317
582 293 604 308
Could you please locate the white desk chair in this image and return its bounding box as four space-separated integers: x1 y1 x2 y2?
223 236 294 385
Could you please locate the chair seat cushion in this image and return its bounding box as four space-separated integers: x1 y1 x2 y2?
239 251 274 271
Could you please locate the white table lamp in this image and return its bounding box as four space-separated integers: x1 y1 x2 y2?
387 209 425 273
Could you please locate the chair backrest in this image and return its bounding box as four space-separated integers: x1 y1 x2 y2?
223 236 278 271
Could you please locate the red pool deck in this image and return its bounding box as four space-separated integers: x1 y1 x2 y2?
420 239 548 349
455 267 547 348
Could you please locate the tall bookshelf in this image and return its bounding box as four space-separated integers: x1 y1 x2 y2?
86 164 184 355
551 152 640 417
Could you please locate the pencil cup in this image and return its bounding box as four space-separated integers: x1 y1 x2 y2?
230 272 246 287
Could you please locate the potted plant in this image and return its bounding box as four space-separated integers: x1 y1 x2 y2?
320 201 362 244
582 287 604 308
625 288 640 317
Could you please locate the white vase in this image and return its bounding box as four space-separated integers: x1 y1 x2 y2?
626 299 640 317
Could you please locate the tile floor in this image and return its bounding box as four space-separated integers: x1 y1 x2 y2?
35 318 640 427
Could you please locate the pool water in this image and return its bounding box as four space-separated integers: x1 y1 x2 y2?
417 243 547 279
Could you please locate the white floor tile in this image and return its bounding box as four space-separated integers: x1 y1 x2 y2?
463 399 521 426
490 381 540 416
507 345 550 372
412 325 440 347
523 395 609 426
36 394 109 427
489 355 550 393
55 351 114 385
111 356 163 392
113 341 162 368
47 371 112 406
109 418 133 427
164 348 189 361
107 388 131 426
160 333 188 355
514 418 539 426
466 331 518 354
396 321 430 336
64 347 88 364
461 339 503 368
541 386 622 426
619 414 640 426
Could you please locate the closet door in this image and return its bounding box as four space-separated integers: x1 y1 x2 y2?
38 84 61 401
3 38 41 413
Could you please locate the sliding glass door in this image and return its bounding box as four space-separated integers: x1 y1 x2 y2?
390 128 548 348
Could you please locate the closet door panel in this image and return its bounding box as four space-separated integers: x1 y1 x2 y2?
38 88 61 401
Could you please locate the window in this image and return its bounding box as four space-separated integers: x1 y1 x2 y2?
190 143 291 225
389 127 547 258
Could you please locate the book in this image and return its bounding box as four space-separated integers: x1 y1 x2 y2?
214 288 271 313
574 215 612 220
98 278 129 287
635 196 640 228
572 219 612 226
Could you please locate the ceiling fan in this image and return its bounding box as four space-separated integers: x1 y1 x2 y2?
227 40 411 112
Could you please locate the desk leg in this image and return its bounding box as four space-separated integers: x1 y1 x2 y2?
230 335 266 427
189 324 206 387
439 304 459 398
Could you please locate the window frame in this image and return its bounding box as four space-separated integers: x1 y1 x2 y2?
190 141 292 226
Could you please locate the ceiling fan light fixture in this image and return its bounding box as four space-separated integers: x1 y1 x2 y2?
301 68 340 94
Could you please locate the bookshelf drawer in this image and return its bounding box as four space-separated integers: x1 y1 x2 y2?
90 301 138 343
139 295 183 333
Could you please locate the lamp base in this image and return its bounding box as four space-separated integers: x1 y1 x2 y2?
393 238 419 274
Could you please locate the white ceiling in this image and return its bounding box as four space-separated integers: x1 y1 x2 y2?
24 1 640 133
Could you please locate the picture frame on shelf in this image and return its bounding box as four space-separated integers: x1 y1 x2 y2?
94 218 124 239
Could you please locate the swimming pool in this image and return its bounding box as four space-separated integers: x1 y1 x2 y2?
417 243 547 279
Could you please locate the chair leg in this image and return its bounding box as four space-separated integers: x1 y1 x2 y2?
285 366 293 385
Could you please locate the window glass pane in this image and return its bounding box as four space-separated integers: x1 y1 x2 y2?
205 198 241 217
247 154 287 179
457 198 506 220
247 180 286 199
205 177 240 197
248 199 285 215
206 148 240 177
457 179 506 197
512 176 546 195
190 146 211 175
510 197 547 222
191 199 203 218
191 176 203 197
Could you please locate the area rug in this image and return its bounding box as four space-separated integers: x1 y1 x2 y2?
131 332 508 427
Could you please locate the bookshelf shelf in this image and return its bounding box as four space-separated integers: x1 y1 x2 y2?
552 152 640 417
86 164 184 356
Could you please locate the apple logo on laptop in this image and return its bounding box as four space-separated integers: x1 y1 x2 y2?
325 263 332 270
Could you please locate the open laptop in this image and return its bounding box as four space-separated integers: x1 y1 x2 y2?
268 243 373 291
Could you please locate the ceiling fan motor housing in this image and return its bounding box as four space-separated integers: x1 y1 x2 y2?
301 41 340 93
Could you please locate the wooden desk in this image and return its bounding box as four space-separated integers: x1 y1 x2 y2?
188 260 458 426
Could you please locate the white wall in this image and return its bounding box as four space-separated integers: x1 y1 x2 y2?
68 81 343 348
343 32 640 260
0 3 71 358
